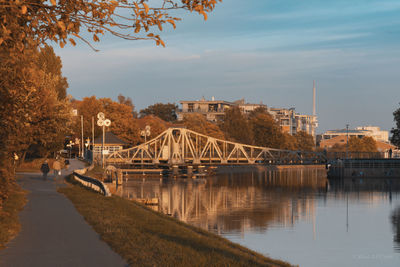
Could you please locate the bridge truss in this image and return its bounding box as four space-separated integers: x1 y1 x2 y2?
106 128 325 165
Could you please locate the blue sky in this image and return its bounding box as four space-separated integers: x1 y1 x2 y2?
55 0 400 133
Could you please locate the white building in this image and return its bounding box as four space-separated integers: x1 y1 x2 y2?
321 126 389 143
355 126 389 143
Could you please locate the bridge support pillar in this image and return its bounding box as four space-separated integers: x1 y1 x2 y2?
193 159 201 164
172 165 179 177
187 166 193 177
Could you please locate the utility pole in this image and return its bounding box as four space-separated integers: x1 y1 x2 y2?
97 112 111 168
346 124 349 159
92 116 94 150
81 115 84 158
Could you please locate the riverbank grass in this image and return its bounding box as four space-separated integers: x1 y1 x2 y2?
0 184 27 248
59 176 291 267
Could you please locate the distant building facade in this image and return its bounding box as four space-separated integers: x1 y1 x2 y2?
321 126 389 143
93 132 128 160
177 97 317 137
319 135 395 152
177 97 234 122
268 108 317 137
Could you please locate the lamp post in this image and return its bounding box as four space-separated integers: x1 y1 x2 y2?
141 125 151 143
85 138 90 160
346 124 349 159
81 115 84 158
97 112 111 168
67 140 74 159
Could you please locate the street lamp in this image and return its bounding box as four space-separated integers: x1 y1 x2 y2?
141 125 151 143
67 140 74 158
85 138 90 159
346 124 349 159
97 112 111 168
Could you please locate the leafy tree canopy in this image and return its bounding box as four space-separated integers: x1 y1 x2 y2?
182 113 224 139
137 115 170 141
140 103 178 122
220 106 252 145
250 112 285 149
391 104 400 148
72 96 140 145
1 0 222 52
37 45 68 99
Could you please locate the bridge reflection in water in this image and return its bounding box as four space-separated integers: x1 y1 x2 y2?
115 168 329 235
115 167 400 267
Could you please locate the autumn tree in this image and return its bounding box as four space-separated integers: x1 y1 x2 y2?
294 131 315 151
1 0 222 52
73 96 140 145
117 94 138 117
140 103 178 122
1 47 71 160
391 104 400 148
282 133 298 151
0 46 71 205
327 136 377 152
0 0 222 209
37 45 68 99
182 114 225 139
348 136 377 152
249 112 285 149
220 106 252 144
137 115 170 141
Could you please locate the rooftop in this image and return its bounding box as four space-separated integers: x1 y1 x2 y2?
93 132 128 145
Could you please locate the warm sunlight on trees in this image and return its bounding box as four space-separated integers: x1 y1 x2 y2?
391 104 400 148
1 46 71 160
182 113 225 139
220 107 252 145
137 115 170 140
0 46 71 204
0 0 222 51
140 103 178 122
72 96 140 145
328 136 377 152
37 46 68 100
250 112 285 149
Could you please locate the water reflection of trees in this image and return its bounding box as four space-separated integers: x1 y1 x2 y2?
119 169 328 234
392 206 400 252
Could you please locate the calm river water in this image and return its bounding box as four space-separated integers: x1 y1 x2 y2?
116 168 400 267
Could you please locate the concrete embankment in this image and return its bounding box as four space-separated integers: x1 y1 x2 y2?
216 164 327 174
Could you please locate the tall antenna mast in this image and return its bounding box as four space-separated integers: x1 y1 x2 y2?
313 80 316 116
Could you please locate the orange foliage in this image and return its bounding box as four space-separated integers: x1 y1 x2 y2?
72 96 140 145
181 113 225 140
0 0 222 52
136 115 170 141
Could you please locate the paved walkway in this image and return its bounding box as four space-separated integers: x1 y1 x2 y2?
0 159 127 267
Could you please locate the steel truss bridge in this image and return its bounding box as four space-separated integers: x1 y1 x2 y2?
106 128 326 166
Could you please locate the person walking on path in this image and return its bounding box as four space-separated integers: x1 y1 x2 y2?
53 158 62 179
0 159 126 267
40 160 50 180
64 158 70 170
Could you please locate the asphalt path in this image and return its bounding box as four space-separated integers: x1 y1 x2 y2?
0 159 127 267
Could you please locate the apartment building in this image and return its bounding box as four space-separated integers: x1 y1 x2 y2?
177 97 318 137
177 97 235 122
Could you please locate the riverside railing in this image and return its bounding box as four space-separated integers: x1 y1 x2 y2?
73 167 111 197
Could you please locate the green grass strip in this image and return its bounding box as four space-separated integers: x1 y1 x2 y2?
59 176 292 267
